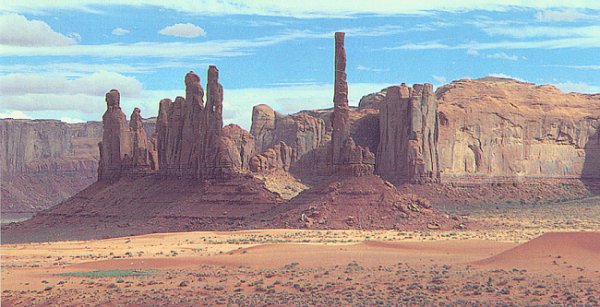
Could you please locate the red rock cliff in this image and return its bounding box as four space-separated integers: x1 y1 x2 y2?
377 83 440 183
436 77 600 181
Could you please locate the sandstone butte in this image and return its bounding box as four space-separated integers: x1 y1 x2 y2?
2 32 600 241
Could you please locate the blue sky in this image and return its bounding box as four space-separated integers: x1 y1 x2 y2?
0 1 599 128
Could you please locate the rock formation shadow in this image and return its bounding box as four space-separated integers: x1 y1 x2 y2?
581 121 600 194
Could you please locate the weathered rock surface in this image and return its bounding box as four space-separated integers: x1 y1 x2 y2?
250 104 325 161
358 87 388 110
156 66 249 179
98 90 158 181
222 124 255 172
436 77 600 181
0 119 100 213
268 175 463 230
98 89 132 181
327 32 374 176
0 117 160 213
331 32 352 170
250 141 295 173
130 107 158 173
377 83 440 183
180 71 205 177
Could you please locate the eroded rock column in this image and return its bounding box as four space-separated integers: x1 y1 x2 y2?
376 83 440 183
129 107 157 175
331 32 351 169
98 89 132 181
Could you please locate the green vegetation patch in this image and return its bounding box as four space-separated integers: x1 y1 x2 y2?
57 269 153 278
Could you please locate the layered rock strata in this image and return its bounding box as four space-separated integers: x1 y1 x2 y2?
1 119 101 212
250 33 375 176
377 83 440 183
436 77 600 181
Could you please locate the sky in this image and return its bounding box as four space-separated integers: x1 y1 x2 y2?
0 1 599 129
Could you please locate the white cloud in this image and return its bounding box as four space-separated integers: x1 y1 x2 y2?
59 117 85 123
0 71 143 97
535 9 590 22
546 64 600 70
486 52 520 61
356 65 390 72
0 61 209 75
0 26 431 58
488 73 526 82
112 27 130 36
0 13 75 46
68 32 82 42
0 110 32 119
390 34 600 50
0 72 143 116
482 25 600 39
2 1 600 18
383 42 449 50
389 23 600 51
0 31 312 58
553 81 600 94
466 49 479 56
432 75 447 84
159 23 206 38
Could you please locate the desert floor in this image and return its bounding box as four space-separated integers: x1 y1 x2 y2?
2 197 600 306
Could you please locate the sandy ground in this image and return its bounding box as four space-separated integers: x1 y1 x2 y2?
2 198 600 306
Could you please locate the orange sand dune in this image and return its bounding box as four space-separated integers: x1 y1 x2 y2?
69 239 513 271
474 232 600 273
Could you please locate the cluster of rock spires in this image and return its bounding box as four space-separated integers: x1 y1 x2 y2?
96 32 385 181
247 32 436 182
99 66 255 181
96 31 600 185
6 31 600 242
98 90 157 181
155 66 241 179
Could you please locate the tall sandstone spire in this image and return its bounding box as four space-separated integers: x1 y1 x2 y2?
98 90 157 181
98 89 131 181
331 32 350 168
328 32 374 176
129 107 157 174
180 71 205 177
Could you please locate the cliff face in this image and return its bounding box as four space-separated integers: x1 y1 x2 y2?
436 77 600 181
251 104 326 159
377 83 440 183
0 119 101 212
